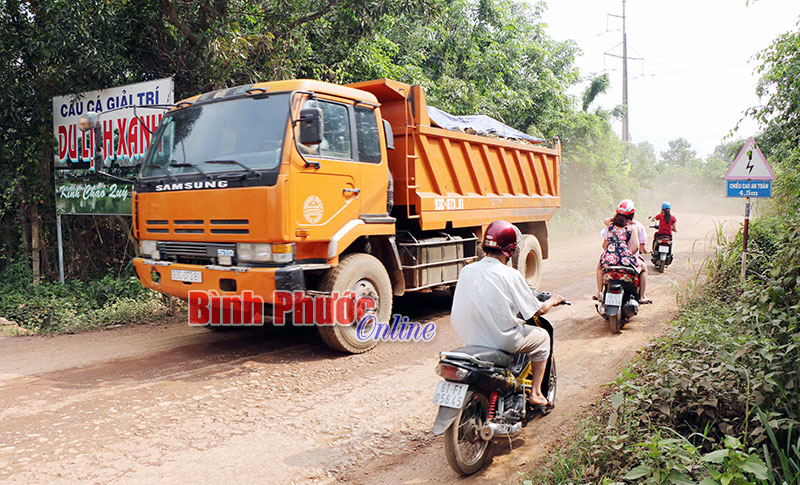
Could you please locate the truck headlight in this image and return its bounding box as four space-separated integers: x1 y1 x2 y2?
237 243 272 262
140 240 158 258
236 243 294 263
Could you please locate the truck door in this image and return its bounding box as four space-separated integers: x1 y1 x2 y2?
353 104 389 216
293 98 362 243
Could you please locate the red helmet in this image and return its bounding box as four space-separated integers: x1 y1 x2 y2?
617 199 635 216
482 220 521 258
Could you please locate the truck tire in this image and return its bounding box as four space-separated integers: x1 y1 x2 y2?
318 253 393 354
512 234 543 287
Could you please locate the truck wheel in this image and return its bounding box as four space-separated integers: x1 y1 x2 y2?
512 235 543 287
318 253 393 354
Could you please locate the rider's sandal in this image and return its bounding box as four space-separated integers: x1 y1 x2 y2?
531 401 553 412
640 298 653 304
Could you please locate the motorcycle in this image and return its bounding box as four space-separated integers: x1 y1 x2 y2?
649 224 673 272
596 266 640 334
432 290 566 475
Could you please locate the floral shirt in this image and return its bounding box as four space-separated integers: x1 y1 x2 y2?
600 224 640 271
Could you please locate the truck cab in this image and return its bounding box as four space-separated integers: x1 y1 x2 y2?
131 81 397 351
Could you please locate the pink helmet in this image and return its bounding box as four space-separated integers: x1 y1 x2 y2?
482 220 521 258
617 199 635 216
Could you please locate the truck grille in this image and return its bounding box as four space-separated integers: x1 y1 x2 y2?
145 219 250 235
156 241 236 264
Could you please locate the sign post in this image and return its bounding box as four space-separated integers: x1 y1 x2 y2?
724 137 776 283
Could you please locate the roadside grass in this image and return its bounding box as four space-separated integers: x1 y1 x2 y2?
0 258 172 335
526 214 800 484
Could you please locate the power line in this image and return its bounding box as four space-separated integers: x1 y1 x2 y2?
632 62 750 80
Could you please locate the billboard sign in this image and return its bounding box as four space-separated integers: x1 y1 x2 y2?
52 78 174 215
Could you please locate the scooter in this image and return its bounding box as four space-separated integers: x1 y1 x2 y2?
596 266 640 334
649 224 673 272
432 290 567 475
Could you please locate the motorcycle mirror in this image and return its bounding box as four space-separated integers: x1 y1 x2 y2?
78 112 99 132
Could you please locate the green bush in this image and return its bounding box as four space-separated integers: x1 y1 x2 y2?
0 259 169 334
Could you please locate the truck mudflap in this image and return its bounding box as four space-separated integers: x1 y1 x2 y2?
132 257 305 303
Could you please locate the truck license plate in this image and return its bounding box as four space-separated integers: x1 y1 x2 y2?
171 269 203 283
605 292 623 306
433 381 469 408
659 245 670 253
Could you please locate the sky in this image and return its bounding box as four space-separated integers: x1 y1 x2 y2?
540 0 800 160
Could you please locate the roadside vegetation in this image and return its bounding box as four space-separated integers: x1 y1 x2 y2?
528 24 800 485
528 215 799 484
0 259 171 335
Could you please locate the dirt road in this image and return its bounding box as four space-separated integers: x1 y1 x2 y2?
0 213 735 484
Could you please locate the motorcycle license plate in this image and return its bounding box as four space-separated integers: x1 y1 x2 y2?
171 269 202 283
605 292 623 306
434 381 469 408
659 245 670 253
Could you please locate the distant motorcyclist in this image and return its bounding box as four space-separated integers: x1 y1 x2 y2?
651 202 677 250
450 220 564 407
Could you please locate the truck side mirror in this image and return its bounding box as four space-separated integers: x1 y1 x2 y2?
78 112 104 171
383 119 394 150
299 107 323 145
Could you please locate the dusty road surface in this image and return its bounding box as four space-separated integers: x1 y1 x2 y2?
0 212 735 484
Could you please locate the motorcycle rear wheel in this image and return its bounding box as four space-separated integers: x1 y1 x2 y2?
444 391 491 475
656 260 665 272
607 313 622 334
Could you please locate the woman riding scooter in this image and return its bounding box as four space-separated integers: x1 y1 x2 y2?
595 203 640 301
651 202 677 248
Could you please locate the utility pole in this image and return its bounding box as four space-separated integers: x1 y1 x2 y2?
621 0 628 142
606 0 641 143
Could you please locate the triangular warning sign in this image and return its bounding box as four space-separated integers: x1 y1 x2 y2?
725 137 775 180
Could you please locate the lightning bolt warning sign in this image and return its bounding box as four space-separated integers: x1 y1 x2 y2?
724 137 775 181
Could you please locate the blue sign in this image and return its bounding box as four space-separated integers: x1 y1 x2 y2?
727 180 772 198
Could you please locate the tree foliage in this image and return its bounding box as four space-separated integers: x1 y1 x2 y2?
746 23 800 213
660 137 701 169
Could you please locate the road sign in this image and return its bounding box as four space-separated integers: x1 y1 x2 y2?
724 137 775 181
727 180 772 198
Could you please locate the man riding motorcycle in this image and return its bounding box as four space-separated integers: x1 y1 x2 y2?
450 220 564 407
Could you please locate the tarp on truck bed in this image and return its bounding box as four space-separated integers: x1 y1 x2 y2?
427 106 546 143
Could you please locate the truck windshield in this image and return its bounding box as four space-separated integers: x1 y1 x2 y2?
141 94 289 178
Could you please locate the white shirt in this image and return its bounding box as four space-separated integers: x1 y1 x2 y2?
632 219 647 248
450 257 541 353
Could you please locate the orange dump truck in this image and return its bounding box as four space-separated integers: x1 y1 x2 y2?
129 78 561 352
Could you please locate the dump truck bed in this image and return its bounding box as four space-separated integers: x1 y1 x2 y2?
349 79 561 231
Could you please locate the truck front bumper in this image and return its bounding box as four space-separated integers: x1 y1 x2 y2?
132 257 304 304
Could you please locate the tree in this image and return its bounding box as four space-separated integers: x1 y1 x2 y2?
582 73 610 112
746 25 800 213
660 138 701 169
